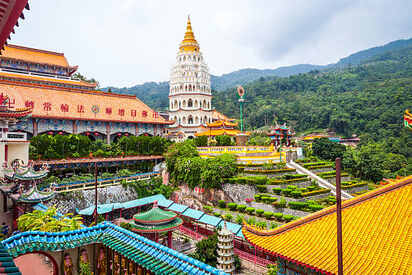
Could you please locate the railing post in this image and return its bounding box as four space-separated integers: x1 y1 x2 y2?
336 158 343 275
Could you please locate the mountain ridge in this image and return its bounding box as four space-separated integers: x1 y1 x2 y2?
102 37 412 111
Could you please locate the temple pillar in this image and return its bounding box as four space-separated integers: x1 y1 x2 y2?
72 120 77 134
106 122 111 144
137 266 143 275
167 231 173 249
33 119 38 136
2 192 7 212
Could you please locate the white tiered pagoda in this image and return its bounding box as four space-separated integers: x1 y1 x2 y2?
217 222 235 274
168 16 213 140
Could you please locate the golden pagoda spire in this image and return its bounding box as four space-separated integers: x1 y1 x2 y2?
179 15 199 52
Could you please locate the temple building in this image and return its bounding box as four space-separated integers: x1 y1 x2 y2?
195 120 249 138
267 123 294 147
242 175 412 275
0 44 171 143
168 17 213 140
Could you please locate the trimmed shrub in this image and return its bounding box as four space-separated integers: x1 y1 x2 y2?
236 215 244 224
247 217 256 225
273 213 283 221
263 196 277 204
272 187 282 195
254 194 262 202
237 205 247 212
287 185 298 190
256 185 267 192
213 212 221 217
283 215 294 222
270 222 278 229
256 221 266 229
264 211 273 219
291 190 303 198
203 205 213 213
288 201 308 210
218 200 226 208
256 209 264 216
308 204 324 212
246 207 255 215
227 203 237 210
302 188 330 197
273 198 287 208
224 213 233 221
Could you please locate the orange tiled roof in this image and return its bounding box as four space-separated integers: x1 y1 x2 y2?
207 120 238 128
0 82 170 124
195 129 250 137
212 110 235 121
1 44 70 67
243 175 412 275
0 71 96 87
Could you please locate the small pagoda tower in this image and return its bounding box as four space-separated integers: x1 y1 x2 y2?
216 222 235 274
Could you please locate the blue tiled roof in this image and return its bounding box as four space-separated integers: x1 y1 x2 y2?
167 203 189 213
118 194 166 209
181 208 205 220
158 198 174 208
217 221 242 235
198 214 222 227
2 222 227 275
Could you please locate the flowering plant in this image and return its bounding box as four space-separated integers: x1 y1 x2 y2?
245 198 253 203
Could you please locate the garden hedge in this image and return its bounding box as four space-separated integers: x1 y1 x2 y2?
237 205 247 212
246 207 255 214
256 209 264 216
227 203 237 210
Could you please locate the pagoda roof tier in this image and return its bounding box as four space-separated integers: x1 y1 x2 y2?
207 120 238 128
212 110 235 122
129 217 183 233
11 185 55 203
133 205 178 225
0 106 32 119
242 175 412 275
0 81 171 125
4 167 48 181
179 16 199 53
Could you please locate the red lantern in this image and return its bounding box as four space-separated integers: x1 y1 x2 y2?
94 132 99 136
86 132 90 136
58 131 63 135
117 133 121 136
48 131 53 135
125 133 129 136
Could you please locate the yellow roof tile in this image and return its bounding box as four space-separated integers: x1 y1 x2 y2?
243 175 412 274
1 44 70 67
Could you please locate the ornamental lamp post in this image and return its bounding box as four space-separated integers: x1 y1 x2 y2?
237 86 246 132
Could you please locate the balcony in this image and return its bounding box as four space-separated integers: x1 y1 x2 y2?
0 132 27 142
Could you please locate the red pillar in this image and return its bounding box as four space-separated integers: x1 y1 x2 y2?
167 231 172 249
4 144 7 162
155 232 159 243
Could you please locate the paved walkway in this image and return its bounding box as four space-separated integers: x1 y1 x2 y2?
287 161 353 199
14 254 54 275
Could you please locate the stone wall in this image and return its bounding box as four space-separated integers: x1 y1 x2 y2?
222 183 256 204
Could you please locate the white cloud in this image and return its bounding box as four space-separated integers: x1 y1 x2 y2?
9 0 412 87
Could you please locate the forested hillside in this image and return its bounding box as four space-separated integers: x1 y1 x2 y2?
103 38 412 112
213 46 412 144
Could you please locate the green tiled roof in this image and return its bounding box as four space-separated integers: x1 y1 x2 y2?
130 217 183 233
2 222 227 275
133 207 177 223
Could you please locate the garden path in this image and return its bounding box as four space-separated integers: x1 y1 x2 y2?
287 161 353 199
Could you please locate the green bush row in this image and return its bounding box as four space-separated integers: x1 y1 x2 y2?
226 176 268 185
243 168 296 174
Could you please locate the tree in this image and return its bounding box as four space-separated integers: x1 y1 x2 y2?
312 138 346 161
190 232 241 271
17 206 83 232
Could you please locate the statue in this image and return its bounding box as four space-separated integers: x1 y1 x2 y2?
79 249 91 275
97 247 107 275
63 253 73 275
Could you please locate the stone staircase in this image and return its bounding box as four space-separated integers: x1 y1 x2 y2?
287 161 353 200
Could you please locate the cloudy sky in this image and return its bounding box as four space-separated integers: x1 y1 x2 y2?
11 0 412 87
